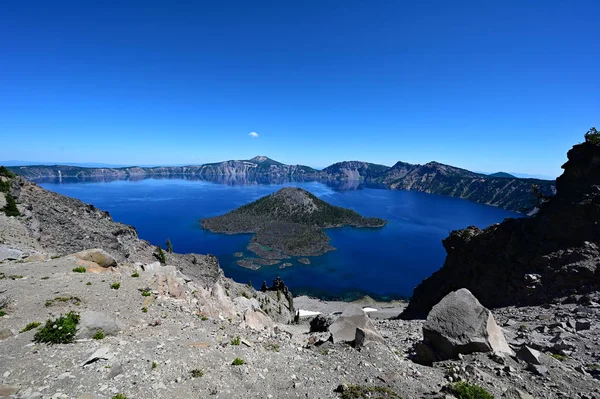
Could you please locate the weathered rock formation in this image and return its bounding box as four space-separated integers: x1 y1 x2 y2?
402 140 600 319
415 289 512 364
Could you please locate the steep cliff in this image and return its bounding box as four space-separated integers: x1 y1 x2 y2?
401 140 600 319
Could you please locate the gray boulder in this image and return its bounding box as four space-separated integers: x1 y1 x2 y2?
421 288 513 360
76 311 121 339
354 327 385 348
310 314 335 333
329 305 375 344
0 245 22 261
73 249 117 268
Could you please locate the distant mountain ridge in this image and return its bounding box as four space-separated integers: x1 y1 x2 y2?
6 156 556 213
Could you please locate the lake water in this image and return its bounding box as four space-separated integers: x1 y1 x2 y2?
39 178 520 300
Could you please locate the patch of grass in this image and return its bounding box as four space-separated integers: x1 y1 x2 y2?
72 267 86 273
33 311 80 344
142 307 148 313
140 289 152 297
86 282 92 285
447 382 494 399
152 361 157 369
200 315 208 321
51 255 61 259
7 275 23 280
131 272 139 278
92 330 105 340
321 349 329 355
230 336 241 345
45 296 81 307
112 395 128 399
190 369 204 378
20 322 41 333
110 282 121 290
338 385 401 399
550 353 568 361
266 343 280 352
232 358 245 366
0 309 6 317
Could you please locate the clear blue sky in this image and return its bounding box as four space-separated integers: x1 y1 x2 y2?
1 0 598 178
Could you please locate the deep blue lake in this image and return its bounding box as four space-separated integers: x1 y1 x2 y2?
39 178 520 300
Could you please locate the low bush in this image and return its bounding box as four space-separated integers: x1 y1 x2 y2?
20 322 41 333
72 267 86 273
448 382 494 399
34 311 80 344
110 282 121 290
232 358 245 366
92 330 105 340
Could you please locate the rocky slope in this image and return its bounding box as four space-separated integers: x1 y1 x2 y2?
201 187 385 259
7 157 555 213
402 140 600 319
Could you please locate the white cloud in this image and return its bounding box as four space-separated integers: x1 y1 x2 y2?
249 132 259 138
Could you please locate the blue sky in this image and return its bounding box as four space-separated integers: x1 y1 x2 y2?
1 0 598 178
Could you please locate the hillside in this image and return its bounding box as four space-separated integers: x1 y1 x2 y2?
488 171 516 178
7 157 556 213
201 187 385 258
402 138 600 319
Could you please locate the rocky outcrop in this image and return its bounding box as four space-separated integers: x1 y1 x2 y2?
402 141 600 319
416 289 512 364
328 305 376 344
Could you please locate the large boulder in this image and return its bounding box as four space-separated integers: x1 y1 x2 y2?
419 288 512 362
0 245 22 261
242 308 273 331
73 249 117 268
329 305 375 344
76 311 122 339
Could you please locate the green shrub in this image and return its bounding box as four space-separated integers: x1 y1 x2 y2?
112 394 128 399
20 322 41 333
338 385 401 399
92 330 105 340
86 282 92 285
0 166 15 179
72 267 86 273
200 315 208 321
152 361 157 369
0 309 6 317
2 193 20 217
131 272 139 278
190 369 203 378
166 238 173 253
141 290 152 297
448 382 494 399
110 282 120 290
155 246 166 264
33 311 80 344
550 353 568 361
232 358 245 366
142 307 148 313
230 336 241 345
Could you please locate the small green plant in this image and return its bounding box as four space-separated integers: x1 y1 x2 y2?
33 311 80 344
231 336 241 345
232 358 245 366
112 394 128 399
86 281 92 285
200 315 208 321
142 307 148 313
0 309 6 317
550 353 568 361
92 330 105 340
152 361 157 369
72 267 86 273
190 369 204 378
448 381 494 399
110 282 121 290
131 272 139 278
321 348 329 355
166 238 173 253
585 127 600 144
338 385 401 399
266 343 280 352
20 322 42 333
141 290 152 297
45 296 81 307
155 246 167 264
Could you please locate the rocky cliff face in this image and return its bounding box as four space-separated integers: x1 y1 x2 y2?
7 156 556 213
402 141 600 319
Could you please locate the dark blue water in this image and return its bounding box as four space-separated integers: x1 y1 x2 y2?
39 179 520 300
